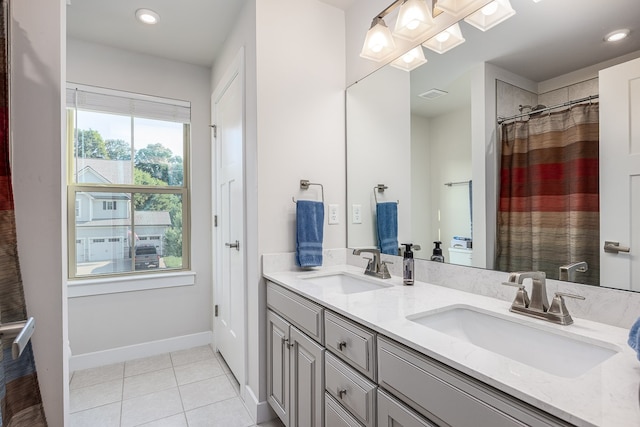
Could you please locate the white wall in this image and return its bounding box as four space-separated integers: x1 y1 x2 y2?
255 0 346 414
66 39 213 355
11 0 67 424
210 0 345 422
411 114 431 256
346 65 411 249
428 107 472 254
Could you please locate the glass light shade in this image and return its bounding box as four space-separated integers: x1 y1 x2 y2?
422 23 465 54
390 46 428 71
435 0 479 16
360 17 397 62
393 0 434 42
464 0 516 32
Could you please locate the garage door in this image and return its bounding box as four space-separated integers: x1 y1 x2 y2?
76 238 86 262
89 237 124 261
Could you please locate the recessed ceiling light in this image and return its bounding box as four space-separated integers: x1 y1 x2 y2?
135 8 160 25
605 29 630 42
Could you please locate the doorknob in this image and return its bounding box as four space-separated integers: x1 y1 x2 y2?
225 240 240 251
0 317 35 360
604 241 631 254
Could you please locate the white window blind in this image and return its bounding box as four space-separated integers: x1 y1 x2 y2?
66 84 191 123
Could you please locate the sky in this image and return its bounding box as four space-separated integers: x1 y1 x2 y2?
77 110 184 157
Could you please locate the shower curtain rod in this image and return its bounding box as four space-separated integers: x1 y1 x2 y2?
497 94 599 125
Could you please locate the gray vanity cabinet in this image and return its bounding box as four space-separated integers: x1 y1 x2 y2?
377 389 437 427
325 393 365 427
377 337 572 427
267 282 325 427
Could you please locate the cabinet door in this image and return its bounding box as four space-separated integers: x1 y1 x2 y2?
290 325 325 427
267 310 290 426
378 389 438 427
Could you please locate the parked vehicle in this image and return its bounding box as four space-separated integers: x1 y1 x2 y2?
135 245 159 269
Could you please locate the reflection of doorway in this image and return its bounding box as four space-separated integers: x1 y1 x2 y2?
600 57 640 291
213 48 246 390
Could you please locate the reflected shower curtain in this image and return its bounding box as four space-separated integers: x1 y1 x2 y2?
0 1 47 425
496 103 600 286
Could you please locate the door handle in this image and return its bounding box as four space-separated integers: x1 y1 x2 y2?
604 241 631 254
0 317 35 360
225 240 240 251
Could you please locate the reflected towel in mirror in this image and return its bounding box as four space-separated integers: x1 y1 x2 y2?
296 200 324 267
628 317 640 361
377 202 398 255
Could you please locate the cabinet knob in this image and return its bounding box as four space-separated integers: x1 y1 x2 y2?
282 337 292 349
337 388 347 399
336 340 347 351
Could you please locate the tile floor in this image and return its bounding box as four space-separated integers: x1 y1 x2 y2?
69 345 285 427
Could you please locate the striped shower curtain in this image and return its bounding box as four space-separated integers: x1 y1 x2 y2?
0 1 47 425
496 103 600 286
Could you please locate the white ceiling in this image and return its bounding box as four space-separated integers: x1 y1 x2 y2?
67 0 248 67
406 0 640 118
67 0 640 100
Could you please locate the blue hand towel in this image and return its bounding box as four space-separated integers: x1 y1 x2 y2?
628 317 640 360
376 202 398 255
296 200 324 267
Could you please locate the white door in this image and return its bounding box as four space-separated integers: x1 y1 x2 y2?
600 57 640 291
213 49 245 384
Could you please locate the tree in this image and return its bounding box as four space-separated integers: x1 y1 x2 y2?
133 169 183 257
135 143 173 183
75 129 107 159
105 139 132 160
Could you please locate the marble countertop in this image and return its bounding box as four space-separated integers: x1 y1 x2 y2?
264 264 640 427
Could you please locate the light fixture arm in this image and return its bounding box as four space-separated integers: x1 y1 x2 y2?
373 0 404 21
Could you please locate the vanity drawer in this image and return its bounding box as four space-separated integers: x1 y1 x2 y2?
325 310 376 380
267 281 323 343
325 392 365 427
377 337 571 427
325 352 377 427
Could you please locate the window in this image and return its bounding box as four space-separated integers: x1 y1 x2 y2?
67 84 190 279
103 201 117 210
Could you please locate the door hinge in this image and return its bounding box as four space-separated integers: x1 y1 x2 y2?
210 124 217 138
215 305 219 317
214 215 218 227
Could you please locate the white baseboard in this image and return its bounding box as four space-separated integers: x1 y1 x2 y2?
69 331 213 372
245 384 276 424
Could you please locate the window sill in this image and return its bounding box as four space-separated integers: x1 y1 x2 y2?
68 271 196 298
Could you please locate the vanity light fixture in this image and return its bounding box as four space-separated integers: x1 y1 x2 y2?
135 8 160 25
360 16 397 61
391 46 428 71
605 29 630 42
422 23 465 54
393 0 435 42
435 0 479 16
464 0 515 32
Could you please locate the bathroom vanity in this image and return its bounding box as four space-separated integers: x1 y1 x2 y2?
264 260 640 427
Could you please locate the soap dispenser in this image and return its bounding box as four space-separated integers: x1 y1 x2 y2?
402 243 414 285
431 241 445 263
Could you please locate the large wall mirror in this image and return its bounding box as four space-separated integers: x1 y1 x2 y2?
347 0 640 291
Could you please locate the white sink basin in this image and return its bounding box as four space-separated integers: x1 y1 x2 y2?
407 306 619 378
300 272 392 295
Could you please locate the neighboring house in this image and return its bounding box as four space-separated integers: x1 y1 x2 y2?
74 159 171 262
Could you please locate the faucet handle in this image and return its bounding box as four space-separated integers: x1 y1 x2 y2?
547 292 585 325
501 282 530 308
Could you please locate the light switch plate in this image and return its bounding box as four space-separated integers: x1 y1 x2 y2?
328 204 339 225
352 204 362 224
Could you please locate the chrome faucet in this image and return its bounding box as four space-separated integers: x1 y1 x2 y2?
503 271 585 325
559 261 588 282
353 248 391 279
